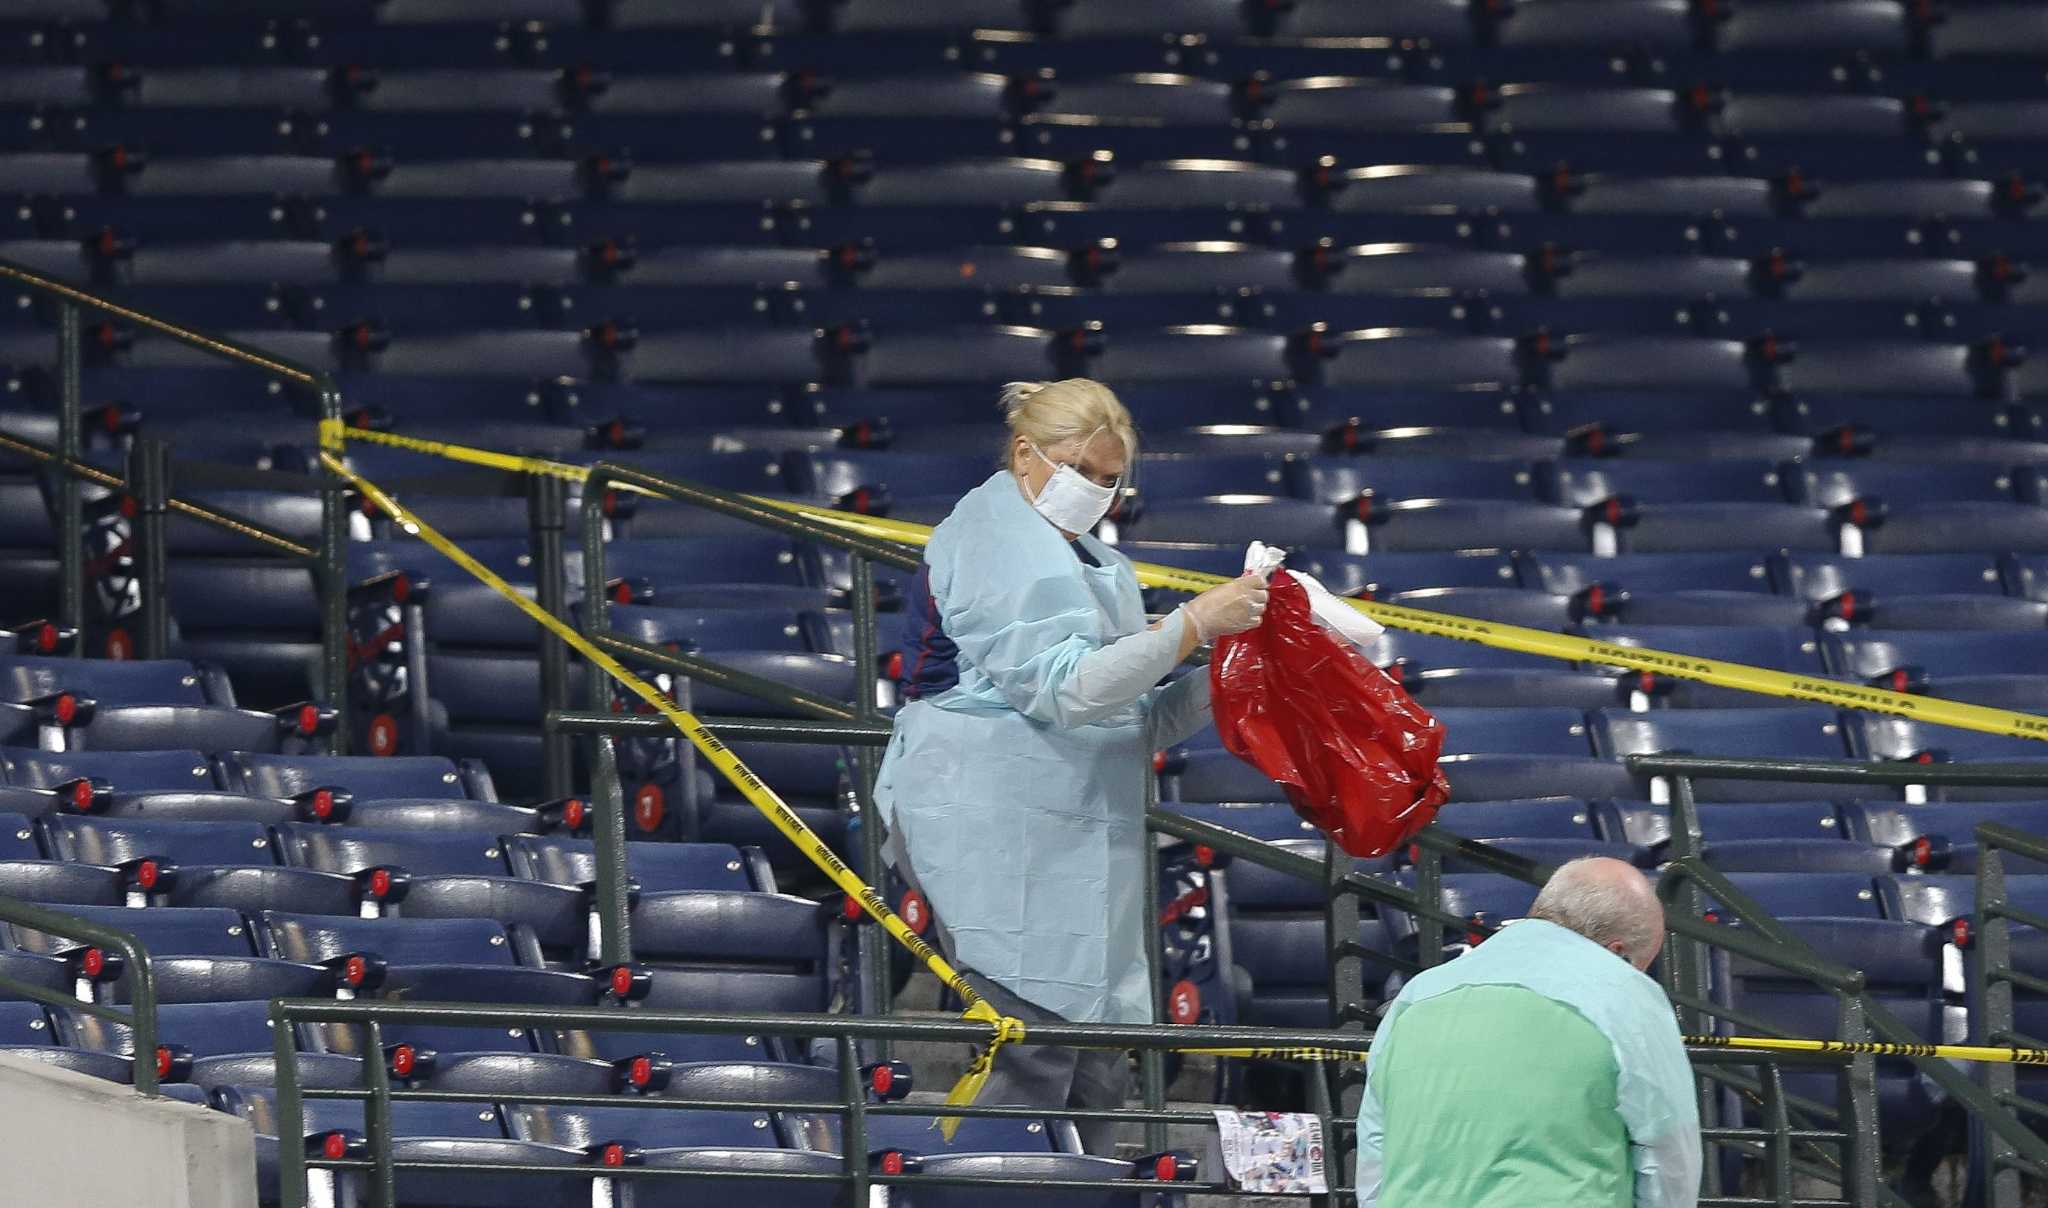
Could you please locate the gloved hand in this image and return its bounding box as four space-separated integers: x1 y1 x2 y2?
1183 572 1270 642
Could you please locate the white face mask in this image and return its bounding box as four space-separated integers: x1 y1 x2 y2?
1026 435 1119 535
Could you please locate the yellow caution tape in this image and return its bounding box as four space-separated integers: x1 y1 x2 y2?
750 494 2048 745
1684 1035 2048 1065
323 420 586 483
319 451 1018 1129
1139 1037 2048 1065
320 425 2048 743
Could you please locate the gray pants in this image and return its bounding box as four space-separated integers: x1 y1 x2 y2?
962 970 1133 1157
886 826 1134 1155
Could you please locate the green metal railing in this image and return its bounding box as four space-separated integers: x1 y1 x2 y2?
268 999 1367 1208
0 253 351 738
1972 820 2048 1206
0 897 161 1093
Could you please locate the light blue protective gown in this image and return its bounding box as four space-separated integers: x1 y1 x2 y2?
873 470 1213 1025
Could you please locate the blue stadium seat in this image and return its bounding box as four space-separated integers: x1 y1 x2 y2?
272 823 585 957
1775 393 2034 463
1619 503 1836 555
1577 624 1828 708
220 752 493 801
1432 799 1604 841
503 836 767 894
217 1082 592 1208
1775 554 2042 630
1285 457 1533 506
1716 2 1910 55
40 814 356 914
3 748 218 793
1844 801 2048 873
1544 335 1758 394
9 901 335 1003
1521 552 1799 627
1591 706 1852 800
1846 715 2048 765
1534 459 1789 508
1605 801 1847 849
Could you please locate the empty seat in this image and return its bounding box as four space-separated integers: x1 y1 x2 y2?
1591 706 1852 800
1716 2 1910 56
1579 625 1827 708
1521 552 1797 627
1846 715 2048 766
40 814 356 915
273 823 585 955
220 753 491 802
503 836 765 894
1776 554 2039 630
3 749 217 793
10 903 333 1004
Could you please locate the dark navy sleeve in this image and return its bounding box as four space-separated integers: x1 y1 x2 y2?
897 562 961 701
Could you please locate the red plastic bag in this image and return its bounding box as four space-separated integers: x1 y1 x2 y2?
1209 571 1449 858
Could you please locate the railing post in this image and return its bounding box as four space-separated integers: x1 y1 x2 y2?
578 470 610 708
362 1018 397 1208
848 553 893 1057
1140 762 1168 1154
1324 838 1366 1167
316 382 351 752
1664 773 1714 1035
529 473 573 800
589 733 634 967
128 437 171 659
1979 840 2021 1208
271 1002 308 1208
1758 1059 1793 1208
837 1035 869 1206
1835 994 1884 1207
577 470 633 967
1661 773 1722 1197
54 303 84 648
1413 842 1444 970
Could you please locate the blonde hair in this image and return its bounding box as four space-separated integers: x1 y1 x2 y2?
999 379 1138 468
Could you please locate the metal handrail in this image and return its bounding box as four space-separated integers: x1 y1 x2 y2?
0 252 352 729
1972 821 2048 1206
0 894 160 1093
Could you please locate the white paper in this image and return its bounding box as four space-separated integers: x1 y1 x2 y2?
1240 543 1387 650
1211 1109 1329 1194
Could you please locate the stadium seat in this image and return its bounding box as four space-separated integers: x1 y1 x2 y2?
40 815 357 914
220 752 494 802
1578 624 1828 709
1775 554 2041 630
217 1082 593 1208
271 823 586 957
1591 706 1852 800
1521 552 1798 627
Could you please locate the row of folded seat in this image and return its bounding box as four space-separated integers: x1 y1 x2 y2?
10 153 2048 224
12 240 2048 310
20 368 2048 468
9 69 2048 167
9 323 2048 419
17 196 2048 262
7 0 2041 60
21 241 2048 349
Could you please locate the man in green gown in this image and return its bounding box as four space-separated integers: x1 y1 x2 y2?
1356 856 1701 1206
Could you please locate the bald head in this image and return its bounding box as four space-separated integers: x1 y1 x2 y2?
1527 857 1666 971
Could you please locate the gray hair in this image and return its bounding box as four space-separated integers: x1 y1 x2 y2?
1527 856 1664 964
